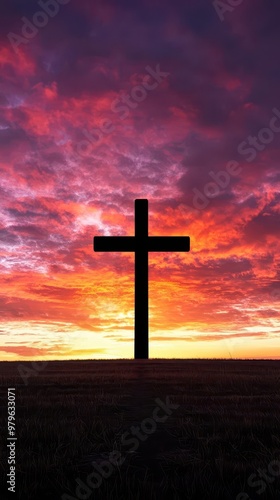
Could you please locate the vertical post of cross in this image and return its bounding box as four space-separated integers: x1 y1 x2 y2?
135 199 148 359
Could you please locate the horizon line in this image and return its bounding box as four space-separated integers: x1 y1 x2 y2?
1 357 280 362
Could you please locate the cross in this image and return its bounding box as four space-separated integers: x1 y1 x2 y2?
93 199 190 359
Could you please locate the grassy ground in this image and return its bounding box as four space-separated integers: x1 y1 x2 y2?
0 359 280 499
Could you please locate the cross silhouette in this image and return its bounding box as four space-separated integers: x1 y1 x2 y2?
94 199 190 359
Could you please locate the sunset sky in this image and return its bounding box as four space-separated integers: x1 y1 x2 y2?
1 0 280 360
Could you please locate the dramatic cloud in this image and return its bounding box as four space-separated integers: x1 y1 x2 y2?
0 0 280 360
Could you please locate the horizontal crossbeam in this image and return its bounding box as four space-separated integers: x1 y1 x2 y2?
147 236 190 252
94 236 135 252
94 236 190 252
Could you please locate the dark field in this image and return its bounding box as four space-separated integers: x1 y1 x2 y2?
1 359 280 500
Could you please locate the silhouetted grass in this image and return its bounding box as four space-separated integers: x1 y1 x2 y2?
0 359 280 499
